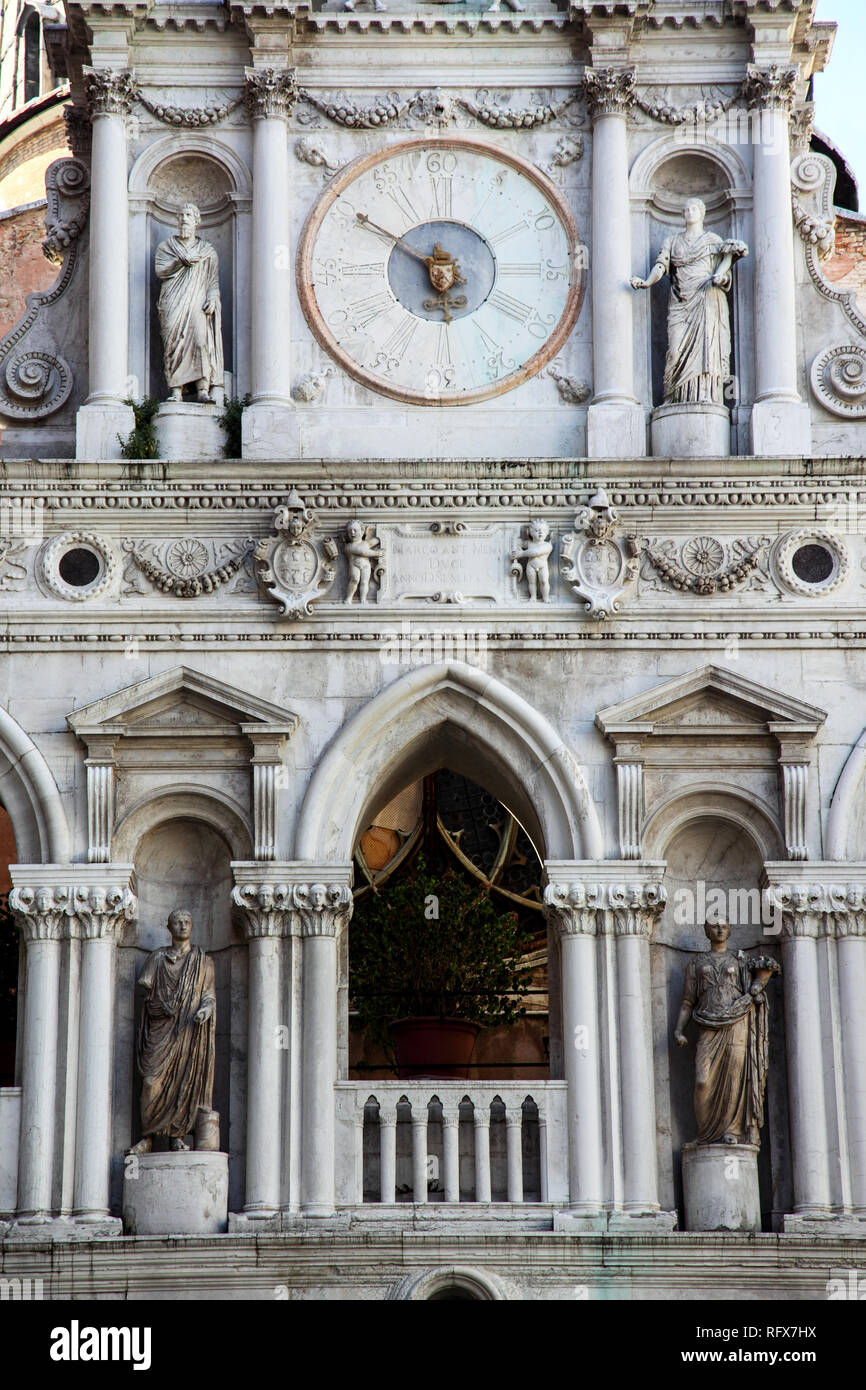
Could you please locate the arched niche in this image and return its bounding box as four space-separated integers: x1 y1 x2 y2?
629 135 752 412
648 809 790 1234
128 136 252 405
111 812 248 1214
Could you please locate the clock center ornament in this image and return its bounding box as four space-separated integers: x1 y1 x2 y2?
297 138 584 406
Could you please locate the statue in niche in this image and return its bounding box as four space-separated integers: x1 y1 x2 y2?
674 919 780 1146
128 907 217 1155
511 519 552 601
155 203 223 404
343 520 383 604
631 198 748 406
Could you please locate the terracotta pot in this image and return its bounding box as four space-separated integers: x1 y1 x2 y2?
389 1017 480 1079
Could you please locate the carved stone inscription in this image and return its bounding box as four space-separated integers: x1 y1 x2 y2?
381 525 501 603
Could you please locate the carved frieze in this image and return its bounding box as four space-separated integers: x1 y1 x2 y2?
457 89 579 128
254 491 338 618
297 88 407 128
560 489 639 620
583 68 635 121
245 68 298 120
121 538 254 597
743 64 798 111
137 93 242 126
641 536 771 595
83 68 138 119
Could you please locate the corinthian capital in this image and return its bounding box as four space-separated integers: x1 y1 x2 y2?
543 882 600 938
72 882 137 941
9 884 71 941
231 881 292 938
743 64 797 112
292 882 353 938
583 68 636 121
245 67 298 120
83 68 138 120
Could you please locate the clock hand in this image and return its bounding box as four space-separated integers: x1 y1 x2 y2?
355 212 430 266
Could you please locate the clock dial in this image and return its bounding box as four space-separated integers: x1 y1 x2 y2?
297 138 585 406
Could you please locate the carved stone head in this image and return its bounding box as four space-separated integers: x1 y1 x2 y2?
178 203 201 238
683 197 706 230
167 907 194 941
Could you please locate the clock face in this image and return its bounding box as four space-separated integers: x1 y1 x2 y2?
297 137 584 406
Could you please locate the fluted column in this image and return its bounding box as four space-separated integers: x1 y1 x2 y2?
744 65 812 457
231 877 292 1216
543 882 604 1213
76 69 136 460
611 883 667 1213
71 876 136 1220
294 878 353 1216
8 882 68 1221
584 68 645 459
242 68 297 460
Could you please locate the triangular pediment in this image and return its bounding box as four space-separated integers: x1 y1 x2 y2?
67 666 299 740
596 665 826 738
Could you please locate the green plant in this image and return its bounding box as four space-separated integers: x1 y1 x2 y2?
218 393 251 458
349 854 533 1049
118 397 160 459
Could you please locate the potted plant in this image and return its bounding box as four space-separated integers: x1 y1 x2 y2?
349 853 534 1078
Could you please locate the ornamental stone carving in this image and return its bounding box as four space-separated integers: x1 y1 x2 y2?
297 87 404 128
245 68 298 120
291 882 353 937
42 158 90 267
641 536 770 595
121 537 252 597
510 520 552 602
543 878 666 938
583 68 635 121
810 345 866 420
560 489 639 620
155 204 224 404
72 882 137 940
40 532 118 601
343 521 383 604
547 365 590 403
457 90 577 128
231 882 293 938
743 64 798 111
137 93 242 127
9 883 71 939
254 490 338 618
83 68 138 119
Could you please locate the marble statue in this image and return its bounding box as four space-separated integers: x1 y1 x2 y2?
511 519 552 601
631 198 748 406
128 908 216 1154
343 520 382 604
154 203 223 403
674 919 779 1146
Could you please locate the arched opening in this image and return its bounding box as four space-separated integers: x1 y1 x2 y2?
19 11 41 108
651 813 789 1232
0 805 19 1088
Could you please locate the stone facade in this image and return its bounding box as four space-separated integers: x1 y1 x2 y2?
0 0 865 1301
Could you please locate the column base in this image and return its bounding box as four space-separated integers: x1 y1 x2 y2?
553 1209 607 1233
122 1151 228 1236
155 401 226 462
607 1209 678 1234
586 400 646 459
683 1141 761 1233
782 1212 866 1235
651 403 730 459
75 401 136 461
750 398 812 457
228 1210 282 1233
241 402 299 461
6 1216 122 1241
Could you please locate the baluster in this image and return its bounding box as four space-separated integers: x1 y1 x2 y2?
474 1103 492 1203
412 1099 428 1204
443 1107 460 1203
506 1109 523 1203
379 1106 397 1204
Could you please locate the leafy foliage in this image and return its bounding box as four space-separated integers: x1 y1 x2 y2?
218 393 251 459
350 854 533 1046
118 397 160 459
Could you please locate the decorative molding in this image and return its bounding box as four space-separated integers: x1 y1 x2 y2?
781 762 808 861
642 536 770 595
560 488 640 620
63 106 92 159
83 68 138 119
743 64 797 112
790 102 815 153
136 93 242 126
291 367 335 403
8 884 70 941
72 882 137 940
547 365 590 404
810 345 866 420
408 88 455 127
774 529 850 597
121 538 253 597
231 881 292 937
245 68 298 120
457 90 578 129
543 876 666 938
0 542 27 591
616 762 643 861
42 158 90 267
791 153 866 338
297 87 407 128
633 88 739 126
583 68 635 121
254 491 338 619
10 873 137 941
292 882 353 938
86 760 114 864
41 532 118 602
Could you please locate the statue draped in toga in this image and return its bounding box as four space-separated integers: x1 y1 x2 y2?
128 907 216 1154
154 203 224 404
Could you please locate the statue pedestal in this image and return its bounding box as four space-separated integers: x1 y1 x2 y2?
155 401 226 462
122 1151 228 1236
750 398 812 458
683 1142 761 1232
76 401 136 462
650 403 730 459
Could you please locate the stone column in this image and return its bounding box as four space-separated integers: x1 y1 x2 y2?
71 877 136 1221
231 878 292 1217
543 882 604 1218
76 69 136 461
744 65 812 457
836 900 866 1215
584 68 645 459
242 67 298 461
294 879 353 1216
8 882 68 1221
611 882 667 1214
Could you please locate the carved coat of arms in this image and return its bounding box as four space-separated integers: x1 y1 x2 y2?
560 488 640 620
254 490 338 618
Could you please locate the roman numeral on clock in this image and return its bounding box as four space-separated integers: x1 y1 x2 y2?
343 262 386 277
488 219 529 247
498 263 543 277
487 289 534 324
348 292 395 328
429 176 453 219
381 313 419 359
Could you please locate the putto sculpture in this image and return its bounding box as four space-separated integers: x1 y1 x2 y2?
128 908 217 1155
155 203 223 403
343 520 383 604
631 197 748 406
674 919 779 1146
510 519 552 601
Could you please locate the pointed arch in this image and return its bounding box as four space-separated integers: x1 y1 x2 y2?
0 708 70 864
295 661 602 864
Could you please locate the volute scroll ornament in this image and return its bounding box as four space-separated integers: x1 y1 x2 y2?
255 491 338 618
560 489 639 620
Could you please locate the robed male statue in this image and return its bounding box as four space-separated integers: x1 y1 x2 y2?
128 907 216 1154
154 202 223 403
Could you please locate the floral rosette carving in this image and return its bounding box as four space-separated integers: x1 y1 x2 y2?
642 536 770 594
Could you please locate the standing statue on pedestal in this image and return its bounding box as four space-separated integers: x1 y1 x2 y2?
155 203 223 404
674 919 779 1146
128 908 217 1155
631 198 748 405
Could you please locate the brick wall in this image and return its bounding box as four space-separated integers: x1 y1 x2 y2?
0 200 55 339
822 213 866 314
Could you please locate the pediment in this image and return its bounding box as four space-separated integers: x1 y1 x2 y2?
67 666 299 741
596 665 826 740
